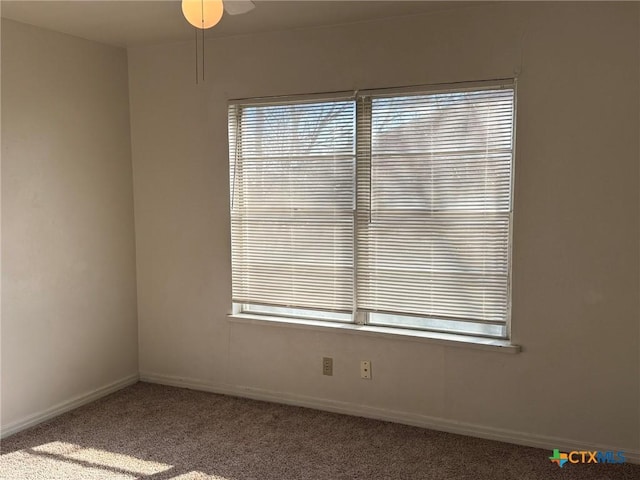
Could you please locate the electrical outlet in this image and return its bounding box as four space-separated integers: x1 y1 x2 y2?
360 360 371 379
322 357 333 376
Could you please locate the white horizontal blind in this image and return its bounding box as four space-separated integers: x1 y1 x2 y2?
229 100 356 313
357 88 514 332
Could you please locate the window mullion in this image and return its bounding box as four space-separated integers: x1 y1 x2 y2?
354 96 372 325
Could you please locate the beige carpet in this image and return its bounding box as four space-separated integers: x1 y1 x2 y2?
0 382 637 479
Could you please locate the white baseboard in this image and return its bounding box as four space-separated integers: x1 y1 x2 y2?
1 373 139 439
139 371 640 465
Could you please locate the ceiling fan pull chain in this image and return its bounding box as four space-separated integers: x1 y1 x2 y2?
195 27 199 84
202 27 205 81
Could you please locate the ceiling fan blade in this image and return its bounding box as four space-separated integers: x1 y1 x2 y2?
224 0 256 16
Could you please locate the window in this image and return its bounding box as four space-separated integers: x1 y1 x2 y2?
229 81 515 340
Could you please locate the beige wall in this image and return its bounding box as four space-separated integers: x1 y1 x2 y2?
1 1 636 457
132 2 636 454
1 20 138 431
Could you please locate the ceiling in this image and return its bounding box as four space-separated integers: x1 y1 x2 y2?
1 1 475 48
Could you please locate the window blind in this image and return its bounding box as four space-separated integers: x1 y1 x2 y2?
229 100 356 313
229 82 515 339
356 88 514 334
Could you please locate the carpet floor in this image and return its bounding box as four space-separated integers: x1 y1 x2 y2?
0 382 637 479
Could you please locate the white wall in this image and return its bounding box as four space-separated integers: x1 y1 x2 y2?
129 2 640 455
1 19 138 432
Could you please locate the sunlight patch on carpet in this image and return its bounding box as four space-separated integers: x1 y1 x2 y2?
170 471 231 480
33 441 172 475
0 441 173 479
0 450 135 479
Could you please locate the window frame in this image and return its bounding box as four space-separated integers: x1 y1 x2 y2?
228 79 517 344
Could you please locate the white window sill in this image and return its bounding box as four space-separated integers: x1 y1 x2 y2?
228 313 521 354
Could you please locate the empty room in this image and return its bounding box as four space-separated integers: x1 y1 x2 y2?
1 1 639 479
